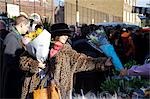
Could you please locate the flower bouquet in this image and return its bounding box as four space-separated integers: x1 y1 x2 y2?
23 28 51 62
87 29 123 71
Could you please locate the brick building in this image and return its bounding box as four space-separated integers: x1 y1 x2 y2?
0 0 141 25
0 0 54 22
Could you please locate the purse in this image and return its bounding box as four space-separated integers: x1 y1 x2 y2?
33 74 60 99
33 88 49 99
49 80 60 99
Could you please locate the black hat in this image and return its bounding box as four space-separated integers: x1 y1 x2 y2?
50 23 71 37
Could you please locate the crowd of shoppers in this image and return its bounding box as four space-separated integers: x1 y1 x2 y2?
0 15 149 99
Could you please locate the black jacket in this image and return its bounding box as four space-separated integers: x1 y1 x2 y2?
0 29 9 98
2 27 25 98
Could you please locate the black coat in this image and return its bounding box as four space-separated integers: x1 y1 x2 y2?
2 27 25 98
0 29 9 98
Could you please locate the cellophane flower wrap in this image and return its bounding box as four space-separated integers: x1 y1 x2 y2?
86 29 109 52
87 29 124 71
26 29 51 62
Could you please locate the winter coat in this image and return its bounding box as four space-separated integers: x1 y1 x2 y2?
127 63 150 77
49 43 109 99
0 30 8 98
19 52 41 99
2 27 25 98
19 43 109 99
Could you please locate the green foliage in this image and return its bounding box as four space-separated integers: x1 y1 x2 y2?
111 60 138 77
41 18 52 32
100 60 149 97
128 77 150 89
100 77 119 94
100 76 150 95
112 68 120 75
124 60 137 69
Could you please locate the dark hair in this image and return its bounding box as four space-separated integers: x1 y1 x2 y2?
127 27 133 31
115 25 121 30
89 24 97 32
80 24 90 37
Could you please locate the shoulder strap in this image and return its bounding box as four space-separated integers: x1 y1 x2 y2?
40 73 49 88
38 67 52 89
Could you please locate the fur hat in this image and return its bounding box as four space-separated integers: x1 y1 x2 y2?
50 23 71 37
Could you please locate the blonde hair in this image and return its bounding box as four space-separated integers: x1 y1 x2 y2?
15 15 29 25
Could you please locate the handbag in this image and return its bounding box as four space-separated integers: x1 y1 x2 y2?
49 80 60 99
33 74 60 99
33 88 49 99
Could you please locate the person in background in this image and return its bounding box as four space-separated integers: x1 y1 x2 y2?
0 20 7 66
120 28 135 63
119 63 150 77
120 56 150 77
0 20 9 40
0 20 9 98
19 25 50 99
69 25 76 38
2 15 30 98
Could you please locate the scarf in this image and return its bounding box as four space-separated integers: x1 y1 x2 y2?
50 41 63 58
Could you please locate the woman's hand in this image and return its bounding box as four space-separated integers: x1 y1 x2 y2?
119 68 128 76
105 57 112 67
38 61 46 69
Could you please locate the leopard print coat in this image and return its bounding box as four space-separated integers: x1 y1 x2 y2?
19 52 40 99
49 43 108 99
20 43 109 99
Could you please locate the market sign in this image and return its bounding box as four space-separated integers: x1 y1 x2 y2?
7 4 20 18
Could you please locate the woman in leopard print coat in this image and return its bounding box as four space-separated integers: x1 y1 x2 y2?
49 42 111 99
19 23 112 99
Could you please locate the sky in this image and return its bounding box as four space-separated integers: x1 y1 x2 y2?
54 0 63 6
136 0 150 7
